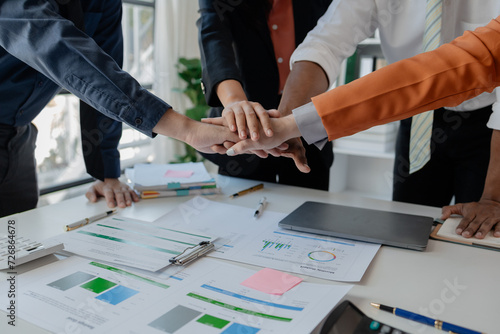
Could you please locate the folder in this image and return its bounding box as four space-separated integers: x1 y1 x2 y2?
430 217 500 251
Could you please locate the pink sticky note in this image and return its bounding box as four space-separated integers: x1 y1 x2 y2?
164 170 194 178
241 268 302 295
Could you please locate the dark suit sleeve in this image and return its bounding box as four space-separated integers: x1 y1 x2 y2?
80 0 123 180
197 0 243 107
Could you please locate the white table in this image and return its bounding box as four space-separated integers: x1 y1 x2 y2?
1 175 498 334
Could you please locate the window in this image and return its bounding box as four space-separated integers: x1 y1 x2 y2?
35 0 156 203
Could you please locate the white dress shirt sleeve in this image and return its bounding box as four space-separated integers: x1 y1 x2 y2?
488 90 500 130
292 102 328 149
290 0 378 85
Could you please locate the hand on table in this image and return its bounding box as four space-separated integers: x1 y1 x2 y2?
441 199 500 238
86 178 140 209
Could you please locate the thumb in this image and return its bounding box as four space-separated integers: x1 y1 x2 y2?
441 204 463 219
201 117 224 126
282 151 310 173
226 141 248 156
227 141 289 156
267 109 281 118
86 186 98 203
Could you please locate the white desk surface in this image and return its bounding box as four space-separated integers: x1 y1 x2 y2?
1 175 498 334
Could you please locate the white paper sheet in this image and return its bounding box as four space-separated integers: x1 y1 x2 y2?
47 216 217 271
153 197 381 281
0 256 352 334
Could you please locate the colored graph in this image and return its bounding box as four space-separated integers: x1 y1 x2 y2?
307 251 336 262
262 239 292 251
47 271 140 305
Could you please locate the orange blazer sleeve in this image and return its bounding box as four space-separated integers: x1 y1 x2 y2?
311 16 500 141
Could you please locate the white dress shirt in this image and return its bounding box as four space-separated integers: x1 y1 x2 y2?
290 0 500 146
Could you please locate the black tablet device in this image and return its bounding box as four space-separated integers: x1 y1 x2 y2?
278 202 434 251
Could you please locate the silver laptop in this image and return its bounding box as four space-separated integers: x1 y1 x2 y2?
278 201 434 251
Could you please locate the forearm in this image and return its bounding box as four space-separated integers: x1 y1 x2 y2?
481 130 500 202
279 61 329 116
215 80 248 106
153 109 192 142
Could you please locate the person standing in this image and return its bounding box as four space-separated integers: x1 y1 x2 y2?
197 0 333 190
0 0 237 217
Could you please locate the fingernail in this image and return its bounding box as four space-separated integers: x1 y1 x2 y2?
455 228 463 234
230 125 236 131
462 231 470 237
240 131 246 138
252 132 258 140
475 232 482 238
227 148 235 156
494 231 500 237
266 129 273 136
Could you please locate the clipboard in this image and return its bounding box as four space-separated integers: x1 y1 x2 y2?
430 218 500 252
169 241 215 265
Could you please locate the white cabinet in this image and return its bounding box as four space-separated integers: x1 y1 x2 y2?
329 146 395 200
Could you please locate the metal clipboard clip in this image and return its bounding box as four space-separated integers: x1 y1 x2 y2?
169 241 215 266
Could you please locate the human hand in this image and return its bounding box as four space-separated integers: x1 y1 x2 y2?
183 119 240 154
152 109 240 154
203 103 280 141
225 115 310 173
202 108 279 157
86 178 140 208
441 199 500 238
279 137 311 173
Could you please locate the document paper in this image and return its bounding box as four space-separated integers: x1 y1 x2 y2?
0 256 352 334
153 197 380 281
47 216 217 271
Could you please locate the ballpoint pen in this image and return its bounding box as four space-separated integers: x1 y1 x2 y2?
229 183 264 198
253 197 267 219
370 303 484 334
65 210 116 231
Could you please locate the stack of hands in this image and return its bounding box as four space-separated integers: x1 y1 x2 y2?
202 104 307 171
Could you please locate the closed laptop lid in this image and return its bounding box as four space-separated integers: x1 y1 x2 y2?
278 202 434 251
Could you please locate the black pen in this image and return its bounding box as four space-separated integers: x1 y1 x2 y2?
370 303 484 334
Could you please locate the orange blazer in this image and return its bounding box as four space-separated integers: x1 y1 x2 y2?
312 17 500 141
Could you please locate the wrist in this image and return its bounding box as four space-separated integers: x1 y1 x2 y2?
480 191 500 203
153 108 192 143
223 95 248 107
277 114 301 141
216 80 247 106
